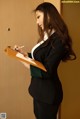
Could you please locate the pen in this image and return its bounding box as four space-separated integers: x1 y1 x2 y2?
19 46 24 49
14 45 24 51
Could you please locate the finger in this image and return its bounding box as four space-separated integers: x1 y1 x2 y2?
13 45 18 50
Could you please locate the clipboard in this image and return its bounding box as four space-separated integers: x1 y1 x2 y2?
4 46 47 72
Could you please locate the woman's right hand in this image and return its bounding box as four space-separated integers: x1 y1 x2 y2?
13 45 24 51
13 45 27 57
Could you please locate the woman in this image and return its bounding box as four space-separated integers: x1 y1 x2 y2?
15 2 76 119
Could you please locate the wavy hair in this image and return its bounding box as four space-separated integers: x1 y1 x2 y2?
34 2 76 61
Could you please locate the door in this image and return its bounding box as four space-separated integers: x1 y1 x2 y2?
59 3 80 119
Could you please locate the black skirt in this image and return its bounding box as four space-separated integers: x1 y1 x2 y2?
33 99 60 119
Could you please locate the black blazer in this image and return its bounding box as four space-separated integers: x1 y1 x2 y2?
28 32 65 104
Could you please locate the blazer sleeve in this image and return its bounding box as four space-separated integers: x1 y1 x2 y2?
41 38 65 79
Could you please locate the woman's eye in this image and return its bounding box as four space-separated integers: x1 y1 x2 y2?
37 16 40 19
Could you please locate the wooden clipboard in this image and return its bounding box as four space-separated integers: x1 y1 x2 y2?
4 46 47 72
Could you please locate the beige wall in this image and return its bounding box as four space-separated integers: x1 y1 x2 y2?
0 0 43 119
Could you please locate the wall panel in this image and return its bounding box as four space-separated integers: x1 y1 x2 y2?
0 0 43 119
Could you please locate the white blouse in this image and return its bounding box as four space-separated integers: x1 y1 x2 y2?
31 32 48 59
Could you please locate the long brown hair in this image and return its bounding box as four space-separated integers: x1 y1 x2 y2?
34 2 76 61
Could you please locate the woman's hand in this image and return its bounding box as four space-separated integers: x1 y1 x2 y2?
13 45 27 57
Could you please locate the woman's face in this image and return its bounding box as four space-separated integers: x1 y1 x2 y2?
35 10 44 30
